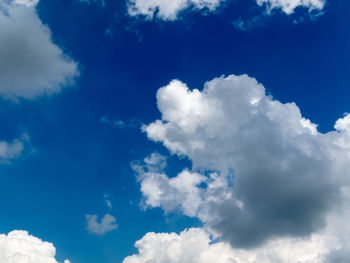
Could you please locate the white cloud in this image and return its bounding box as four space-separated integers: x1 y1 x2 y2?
138 74 350 255
13 0 39 7
256 0 325 14
138 167 206 217
127 0 326 20
0 230 69 263
0 1 78 101
127 0 224 21
123 228 338 263
86 213 118 235
0 133 29 163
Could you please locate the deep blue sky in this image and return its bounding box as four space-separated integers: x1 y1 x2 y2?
0 0 349 262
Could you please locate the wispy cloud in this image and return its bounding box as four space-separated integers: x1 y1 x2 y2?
100 115 140 129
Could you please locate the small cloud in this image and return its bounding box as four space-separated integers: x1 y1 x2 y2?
232 16 263 31
104 193 112 209
131 152 167 177
0 133 30 164
86 213 118 236
100 115 140 129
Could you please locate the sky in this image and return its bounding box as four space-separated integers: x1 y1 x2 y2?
0 0 350 262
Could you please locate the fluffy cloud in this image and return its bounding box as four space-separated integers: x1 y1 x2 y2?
137 74 350 254
139 168 206 217
127 0 326 20
0 133 29 163
256 0 325 14
0 230 69 263
86 213 118 235
0 0 78 100
123 228 339 263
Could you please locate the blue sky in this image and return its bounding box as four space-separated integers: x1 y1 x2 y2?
0 0 350 262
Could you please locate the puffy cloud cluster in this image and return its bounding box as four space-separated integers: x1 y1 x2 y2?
0 133 29 163
128 74 350 261
127 0 326 20
127 0 223 21
0 0 78 101
256 0 325 14
123 228 338 263
86 213 118 236
0 230 69 263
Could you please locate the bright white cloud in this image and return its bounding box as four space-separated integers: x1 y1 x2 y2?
127 0 326 20
123 228 339 263
137 74 350 256
138 167 206 217
0 230 69 263
0 1 78 100
86 213 118 236
0 133 29 163
256 0 325 14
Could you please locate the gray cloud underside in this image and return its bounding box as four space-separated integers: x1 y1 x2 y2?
134 74 350 259
0 1 78 100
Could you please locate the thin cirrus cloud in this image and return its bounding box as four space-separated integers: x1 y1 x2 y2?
0 230 70 263
0 0 78 101
86 213 118 236
126 0 326 21
127 74 350 261
100 115 140 129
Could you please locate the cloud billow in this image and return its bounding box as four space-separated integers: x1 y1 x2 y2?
123 227 338 263
0 230 70 263
132 74 350 257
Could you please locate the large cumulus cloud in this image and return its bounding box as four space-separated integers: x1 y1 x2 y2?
123 228 339 263
0 0 78 100
0 230 70 263
133 73 350 258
